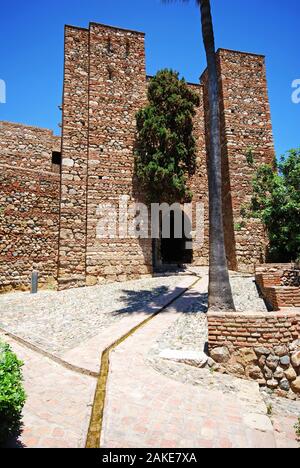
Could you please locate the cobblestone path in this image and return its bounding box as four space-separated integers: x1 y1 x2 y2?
1 272 298 448
101 277 299 449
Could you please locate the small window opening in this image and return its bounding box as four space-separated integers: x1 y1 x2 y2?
52 151 62 173
125 40 130 58
107 37 113 54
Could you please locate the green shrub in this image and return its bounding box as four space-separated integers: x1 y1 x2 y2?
250 149 300 262
0 341 26 446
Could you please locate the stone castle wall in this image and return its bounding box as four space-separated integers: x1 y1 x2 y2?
0 23 277 291
202 50 275 272
57 26 90 290
58 23 210 289
85 24 152 287
0 122 60 292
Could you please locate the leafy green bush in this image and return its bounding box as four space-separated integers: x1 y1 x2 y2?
0 341 26 446
135 69 199 203
250 149 300 262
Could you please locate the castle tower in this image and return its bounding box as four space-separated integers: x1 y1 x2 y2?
202 49 275 272
57 25 89 290
58 23 153 289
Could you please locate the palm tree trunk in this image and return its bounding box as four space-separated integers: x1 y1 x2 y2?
199 0 235 311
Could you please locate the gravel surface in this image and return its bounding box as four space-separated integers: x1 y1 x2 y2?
0 275 184 356
146 272 300 421
230 275 267 312
147 271 268 397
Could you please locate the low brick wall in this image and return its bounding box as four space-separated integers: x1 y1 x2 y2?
255 263 300 310
208 311 300 348
208 310 300 398
255 264 293 288
263 287 300 309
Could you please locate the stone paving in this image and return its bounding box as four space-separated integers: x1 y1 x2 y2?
0 275 184 356
1 275 196 448
0 271 299 448
102 277 299 449
1 331 96 448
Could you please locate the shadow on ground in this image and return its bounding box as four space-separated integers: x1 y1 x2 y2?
1 426 25 449
112 285 208 316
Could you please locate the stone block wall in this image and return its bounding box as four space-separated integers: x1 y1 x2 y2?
0 24 278 292
57 25 89 290
58 23 210 288
201 50 275 273
0 123 60 292
208 310 300 397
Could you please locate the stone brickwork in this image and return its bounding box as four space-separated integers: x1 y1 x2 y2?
85 23 152 286
57 26 89 290
58 23 210 288
0 123 60 292
187 83 209 267
0 121 61 171
202 50 275 272
208 311 300 397
0 23 277 291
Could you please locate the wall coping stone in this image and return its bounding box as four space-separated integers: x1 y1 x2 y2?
208 310 300 319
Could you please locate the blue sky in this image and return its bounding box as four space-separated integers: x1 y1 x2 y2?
0 0 298 156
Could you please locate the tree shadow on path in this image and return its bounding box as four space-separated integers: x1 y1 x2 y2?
112 285 208 317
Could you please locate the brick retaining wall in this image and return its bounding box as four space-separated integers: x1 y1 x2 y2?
208 311 300 349
255 263 300 310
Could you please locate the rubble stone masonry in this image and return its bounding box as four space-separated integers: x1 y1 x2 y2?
0 122 60 292
0 22 277 291
58 26 89 290
202 50 275 272
207 310 300 397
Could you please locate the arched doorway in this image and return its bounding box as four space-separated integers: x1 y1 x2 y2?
160 208 193 265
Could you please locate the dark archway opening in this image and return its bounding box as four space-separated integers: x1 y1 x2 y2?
160 210 193 265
